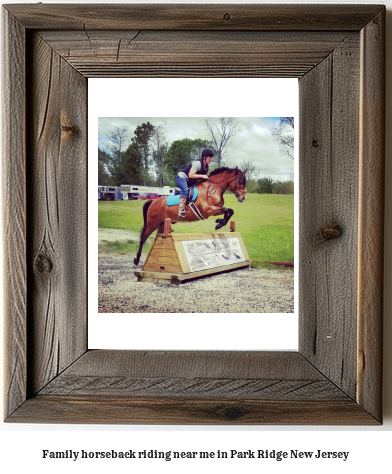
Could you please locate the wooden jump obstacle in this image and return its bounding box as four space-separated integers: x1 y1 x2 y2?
134 219 252 284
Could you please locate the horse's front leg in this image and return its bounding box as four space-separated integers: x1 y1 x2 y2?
213 207 234 230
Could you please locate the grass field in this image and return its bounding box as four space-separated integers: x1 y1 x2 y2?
98 193 294 263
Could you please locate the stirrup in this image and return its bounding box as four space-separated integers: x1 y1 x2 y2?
178 198 186 218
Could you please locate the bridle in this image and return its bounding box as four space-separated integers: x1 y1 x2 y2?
207 172 247 199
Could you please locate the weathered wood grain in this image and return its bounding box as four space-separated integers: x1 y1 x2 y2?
299 40 360 399
27 33 87 395
38 351 347 401
38 30 358 78
357 10 385 422
39 377 348 401
62 351 318 379
2 9 27 419
4 4 384 31
9 396 378 425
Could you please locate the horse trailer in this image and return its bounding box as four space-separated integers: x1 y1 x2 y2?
120 184 175 200
98 186 122 201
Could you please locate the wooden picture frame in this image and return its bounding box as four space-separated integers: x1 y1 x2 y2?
3 4 385 424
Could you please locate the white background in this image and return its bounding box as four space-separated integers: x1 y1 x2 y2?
89 77 299 351
1 0 391 473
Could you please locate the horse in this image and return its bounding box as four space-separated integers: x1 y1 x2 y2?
133 167 247 265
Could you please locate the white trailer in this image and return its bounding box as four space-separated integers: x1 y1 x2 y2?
120 184 175 200
98 186 122 201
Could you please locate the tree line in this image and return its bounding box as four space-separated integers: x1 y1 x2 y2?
98 117 294 194
252 177 294 195
98 123 212 188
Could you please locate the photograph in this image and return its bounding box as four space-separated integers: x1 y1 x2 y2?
97 116 295 314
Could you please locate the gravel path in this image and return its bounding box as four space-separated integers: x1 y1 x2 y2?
98 229 294 313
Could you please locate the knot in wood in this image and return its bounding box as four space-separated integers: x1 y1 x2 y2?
61 124 77 134
223 405 244 420
315 225 342 245
34 252 53 274
312 139 319 148
223 13 231 21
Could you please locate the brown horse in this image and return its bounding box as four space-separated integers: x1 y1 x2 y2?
134 167 247 265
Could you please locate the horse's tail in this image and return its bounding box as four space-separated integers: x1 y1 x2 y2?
140 200 153 238
134 200 154 265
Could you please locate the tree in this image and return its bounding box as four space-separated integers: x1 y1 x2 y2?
204 117 241 167
103 125 129 183
257 177 274 194
110 122 156 186
273 180 294 195
246 179 259 193
133 122 155 173
105 125 129 161
120 141 144 185
150 124 168 188
271 117 294 160
101 123 157 185
98 148 111 185
164 138 211 185
239 159 260 181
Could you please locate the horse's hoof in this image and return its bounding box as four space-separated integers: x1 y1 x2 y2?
133 258 139 265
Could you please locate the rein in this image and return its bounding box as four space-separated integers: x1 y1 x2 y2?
206 174 246 199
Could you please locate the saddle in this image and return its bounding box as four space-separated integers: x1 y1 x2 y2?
168 186 197 206
167 187 204 220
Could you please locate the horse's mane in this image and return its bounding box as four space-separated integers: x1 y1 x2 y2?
209 167 247 186
209 167 236 176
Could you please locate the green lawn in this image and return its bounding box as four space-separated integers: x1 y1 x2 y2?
98 193 294 263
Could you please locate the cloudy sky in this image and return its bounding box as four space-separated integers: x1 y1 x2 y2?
98 116 295 181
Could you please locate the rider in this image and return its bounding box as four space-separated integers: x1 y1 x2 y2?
175 148 214 218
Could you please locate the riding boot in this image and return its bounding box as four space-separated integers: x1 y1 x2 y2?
178 197 187 218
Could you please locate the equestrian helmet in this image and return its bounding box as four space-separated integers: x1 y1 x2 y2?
201 148 214 157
